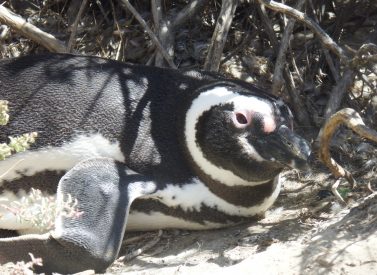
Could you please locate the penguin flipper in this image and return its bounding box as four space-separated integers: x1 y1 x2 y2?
0 157 157 273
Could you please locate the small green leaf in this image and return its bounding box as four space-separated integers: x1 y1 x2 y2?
0 100 9 126
337 187 351 199
0 143 12 160
8 132 38 153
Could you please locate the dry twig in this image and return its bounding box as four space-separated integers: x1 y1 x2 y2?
257 0 348 61
204 0 238 72
153 0 206 67
110 0 125 61
151 0 162 31
258 1 377 124
307 0 340 83
318 108 377 202
0 5 67 53
348 43 377 68
256 4 278 52
118 0 176 68
331 178 346 205
120 230 163 262
321 43 377 119
67 0 88 52
323 69 356 120
122 232 156 245
271 0 306 94
257 1 310 126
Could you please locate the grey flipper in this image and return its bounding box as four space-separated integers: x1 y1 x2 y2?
0 158 157 273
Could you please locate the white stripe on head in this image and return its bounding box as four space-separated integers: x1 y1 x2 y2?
185 86 274 187
238 135 264 161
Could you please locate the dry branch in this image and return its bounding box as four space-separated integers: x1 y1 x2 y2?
121 230 163 262
258 1 310 125
256 4 279 52
171 0 206 29
323 69 356 120
0 5 67 53
331 179 347 205
282 67 311 126
307 0 340 83
151 0 162 31
67 0 88 52
321 43 376 119
271 0 306 94
153 20 173 67
204 0 238 72
110 0 125 61
118 0 176 68
154 0 206 67
257 0 348 62
349 43 377 68
259 0 377 123
318 108 377 198
95 0 111 25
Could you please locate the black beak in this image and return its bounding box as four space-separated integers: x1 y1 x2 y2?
254 125 312 170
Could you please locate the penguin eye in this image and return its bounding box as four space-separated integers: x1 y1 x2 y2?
236 113 248 124
232 111 251 128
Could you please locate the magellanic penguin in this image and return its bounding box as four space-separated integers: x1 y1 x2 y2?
0 54 311 273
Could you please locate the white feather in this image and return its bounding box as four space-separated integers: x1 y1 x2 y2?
0 133 125 184
126 211 224 231
151 176 281 217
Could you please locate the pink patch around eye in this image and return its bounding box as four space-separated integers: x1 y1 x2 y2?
263 117 276 133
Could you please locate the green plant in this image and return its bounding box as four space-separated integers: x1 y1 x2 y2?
0 100 37 160
2 188 82 232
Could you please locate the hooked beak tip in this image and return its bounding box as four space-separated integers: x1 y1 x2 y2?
278 126 312 170
290 145 313 170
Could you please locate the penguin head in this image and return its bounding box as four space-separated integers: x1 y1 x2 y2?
185 84 311 186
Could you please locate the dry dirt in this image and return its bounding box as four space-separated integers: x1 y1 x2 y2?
104 170 377 275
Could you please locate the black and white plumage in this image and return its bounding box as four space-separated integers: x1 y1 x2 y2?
0 54 311 273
